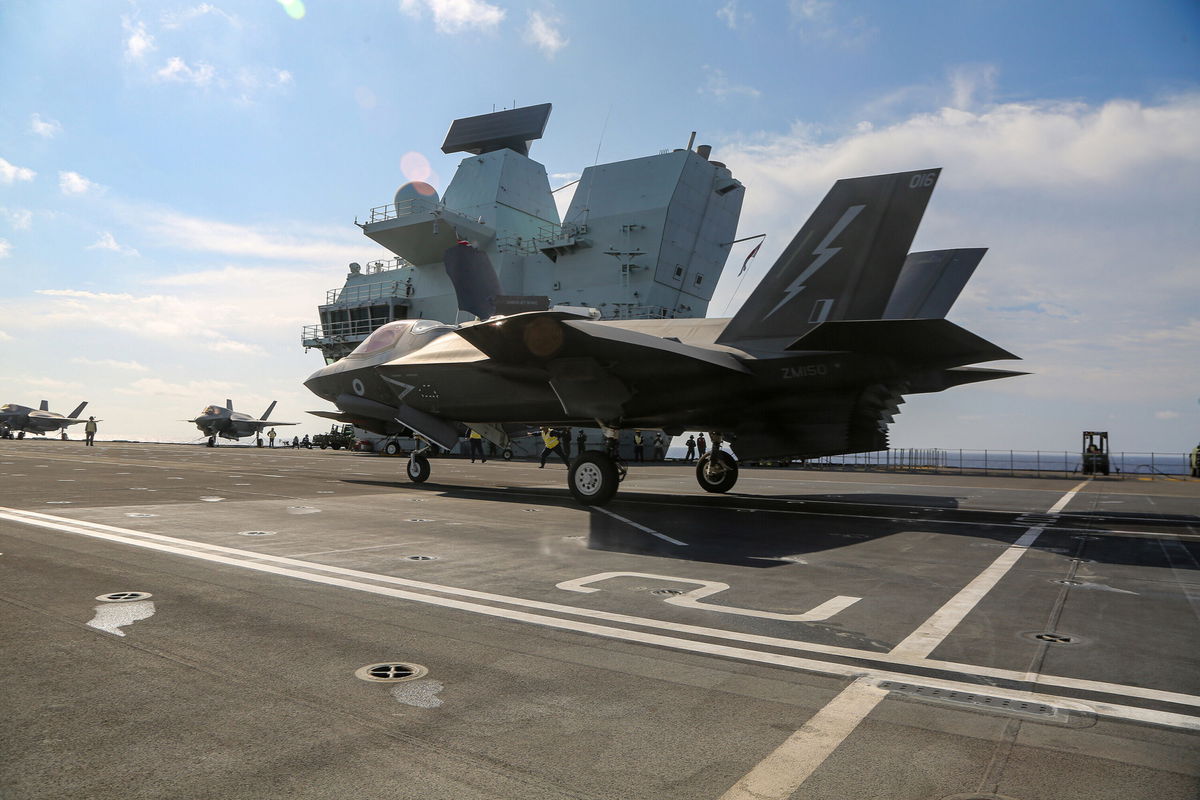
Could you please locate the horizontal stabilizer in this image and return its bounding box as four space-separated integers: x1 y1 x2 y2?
906 367 1028 394
883 249 985 319
787 318 1018 366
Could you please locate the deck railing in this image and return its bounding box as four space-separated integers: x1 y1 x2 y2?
776 448 1193 477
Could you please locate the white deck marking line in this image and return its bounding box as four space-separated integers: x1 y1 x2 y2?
1 505 1194 710
3 509 1196 731
891 479 1089 659
718 679 888 800
724 479 1093 798
558 571 859 622
593 506 688 545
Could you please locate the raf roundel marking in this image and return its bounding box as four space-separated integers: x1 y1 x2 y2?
352 378 366 396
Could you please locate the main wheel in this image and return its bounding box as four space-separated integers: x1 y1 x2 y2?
502 448 513 461
696 450 738 493
406 454 430 483
384 441 402 456
568 451 619 506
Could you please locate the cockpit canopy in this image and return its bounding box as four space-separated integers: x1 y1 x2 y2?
348 319 453 358
203 405 221 416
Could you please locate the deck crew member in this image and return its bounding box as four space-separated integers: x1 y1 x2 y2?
538 427 569 468
468 428 487 463
84 416 97 447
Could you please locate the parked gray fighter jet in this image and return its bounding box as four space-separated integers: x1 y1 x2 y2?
187 400 296 446
304 167 1023 505
0 401 90 438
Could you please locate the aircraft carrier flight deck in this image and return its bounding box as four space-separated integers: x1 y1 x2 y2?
2 441 1197 800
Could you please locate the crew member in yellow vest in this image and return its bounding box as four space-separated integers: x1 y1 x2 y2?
468 429 487 463
539 426 569 468
84 416 98 447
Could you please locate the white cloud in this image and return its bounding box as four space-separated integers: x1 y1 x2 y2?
30 113 63 139
717 1 752 29
160 3 240 30
399 0 505 33
70 357 150 372
0 330 12 342
136 208 385 264
524 10 568 58
787 0 873 45
699 66 761 100
1156 411 1181 420
59 171 98 195
156 56 217 87
122 17 156 60
0 239 10 259
86 232 141 257
114 377 239 398
0 157 36 184
2 208 34 230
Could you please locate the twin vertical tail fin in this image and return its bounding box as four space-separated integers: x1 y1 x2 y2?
68 402 88 419
717 168 941 347
260 401 277 421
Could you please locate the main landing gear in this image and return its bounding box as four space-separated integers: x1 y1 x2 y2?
398 426 737 506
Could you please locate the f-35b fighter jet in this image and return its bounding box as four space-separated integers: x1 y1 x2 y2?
304 167 1023 505
0 401 90 438
187 400 296 446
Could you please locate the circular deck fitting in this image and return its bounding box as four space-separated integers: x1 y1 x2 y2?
1021 630 1082 646
406 518 435 523
651 588 685 596
125 513 158 518
96 591 153 602
238 530 276 536
354 662 429 683
1054 579 1083 586
405 555 437 561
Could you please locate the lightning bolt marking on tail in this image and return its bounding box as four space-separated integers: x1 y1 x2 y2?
765 204 866 319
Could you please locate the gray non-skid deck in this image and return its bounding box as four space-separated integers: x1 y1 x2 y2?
2 441 1197 799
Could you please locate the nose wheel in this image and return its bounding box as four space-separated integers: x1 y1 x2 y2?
406 454 430 483
696 450 738 493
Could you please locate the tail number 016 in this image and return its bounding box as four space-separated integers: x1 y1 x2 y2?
909 172 937 189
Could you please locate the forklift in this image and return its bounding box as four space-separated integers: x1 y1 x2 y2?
1081 431 1110 475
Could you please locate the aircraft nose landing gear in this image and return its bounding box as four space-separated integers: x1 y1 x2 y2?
696 433 738 493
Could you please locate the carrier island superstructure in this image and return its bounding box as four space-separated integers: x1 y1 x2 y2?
301 103 745 451
303 103 744 361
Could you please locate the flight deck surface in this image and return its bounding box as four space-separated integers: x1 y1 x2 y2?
2 442 1197 799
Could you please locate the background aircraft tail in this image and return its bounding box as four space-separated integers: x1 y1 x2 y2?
39 400 49 411
68 401 88 419
226 399 233 411
260 401 277 421
717 168 941 347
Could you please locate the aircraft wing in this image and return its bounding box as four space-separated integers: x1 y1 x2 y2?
454 312 751 374
246 419 298 427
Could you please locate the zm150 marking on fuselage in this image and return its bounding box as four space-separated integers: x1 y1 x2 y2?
781 364 829 380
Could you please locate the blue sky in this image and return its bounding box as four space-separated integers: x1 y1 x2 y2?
1 0 1197 452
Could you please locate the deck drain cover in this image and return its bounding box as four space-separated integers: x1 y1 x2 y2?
355 662 429 683
1034 632 1074 643
96 592 153 602
405 555 437 561
1054 579 1083 586
406 518 434 523
652 588 684 596
880 681 1054 718
125 513 158 518
239 530 276 536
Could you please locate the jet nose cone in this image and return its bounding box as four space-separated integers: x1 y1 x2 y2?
304 364 340 401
